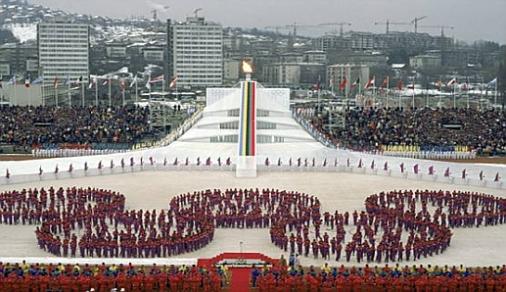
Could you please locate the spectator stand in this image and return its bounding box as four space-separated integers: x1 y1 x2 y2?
29 107 203 158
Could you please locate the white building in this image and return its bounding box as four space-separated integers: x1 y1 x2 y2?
37 21 90 85
167 17 223 88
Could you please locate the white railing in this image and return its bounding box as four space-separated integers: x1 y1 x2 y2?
382 151 477 160
154 108 204 148
292 112 337 149
32 149 129 158
1 156 504 190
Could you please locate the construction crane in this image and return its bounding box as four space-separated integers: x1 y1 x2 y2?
411 16 427 33
150 5 169 22
318 22 351 37
419 25 454 37
193 8 203 17
265 23 317 38
374 20 410 34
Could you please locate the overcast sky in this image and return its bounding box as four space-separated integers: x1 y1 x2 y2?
31 0 506 44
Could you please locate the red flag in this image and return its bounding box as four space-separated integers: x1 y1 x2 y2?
338 77 347 92
150 74 165 84
364 76 375 89
447 78 457 87
313 75 322 91
381 76 389 89
397 80 403 90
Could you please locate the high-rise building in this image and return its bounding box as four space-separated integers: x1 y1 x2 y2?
37 20 90 86
167 17 223 89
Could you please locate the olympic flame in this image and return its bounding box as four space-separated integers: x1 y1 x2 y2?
242 61 253 74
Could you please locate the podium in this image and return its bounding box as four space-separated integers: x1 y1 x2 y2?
236 156 257 178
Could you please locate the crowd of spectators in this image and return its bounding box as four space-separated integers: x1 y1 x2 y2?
0 106 153 148
0 262 224 291
253 262 506 291
309 107 506 155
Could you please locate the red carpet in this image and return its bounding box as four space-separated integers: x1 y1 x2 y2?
229 268 251 292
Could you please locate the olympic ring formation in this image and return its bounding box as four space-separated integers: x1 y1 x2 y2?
0 187 505 262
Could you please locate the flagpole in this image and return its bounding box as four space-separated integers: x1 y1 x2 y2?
108 78 112 107
135 77 138 103
453 83 456 109
386 77 390 108
425 82 429 108
345 66 349 110
494 78 498 107
412 77 415 110
372 76 376 108
122 84 125 106
149 84 152 131
95 78 98 106
81 80 85 106
13 78 17 106
55 83 58 107
13 78 18 106
317 84 320 115
41 78 45 107
438 81 442 107
68 78 71 108
466 84 470 109
28 83 31 107
398 84 401 109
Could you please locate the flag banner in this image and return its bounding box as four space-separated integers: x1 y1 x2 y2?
351 78 360 88
487 78 497 87
89 78 96 89
129 76 138 88
32 77 44 85
169 76 178 88
364 77 375 89
339 78 347 92
149 75 165 83
397 80 403 90
381 77 389 88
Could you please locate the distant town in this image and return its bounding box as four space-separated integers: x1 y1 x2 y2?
0 0 504 109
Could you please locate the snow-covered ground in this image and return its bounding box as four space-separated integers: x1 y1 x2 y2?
2 23 36 42
0 170 505 267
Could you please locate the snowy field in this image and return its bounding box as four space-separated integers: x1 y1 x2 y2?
0 170 505 267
